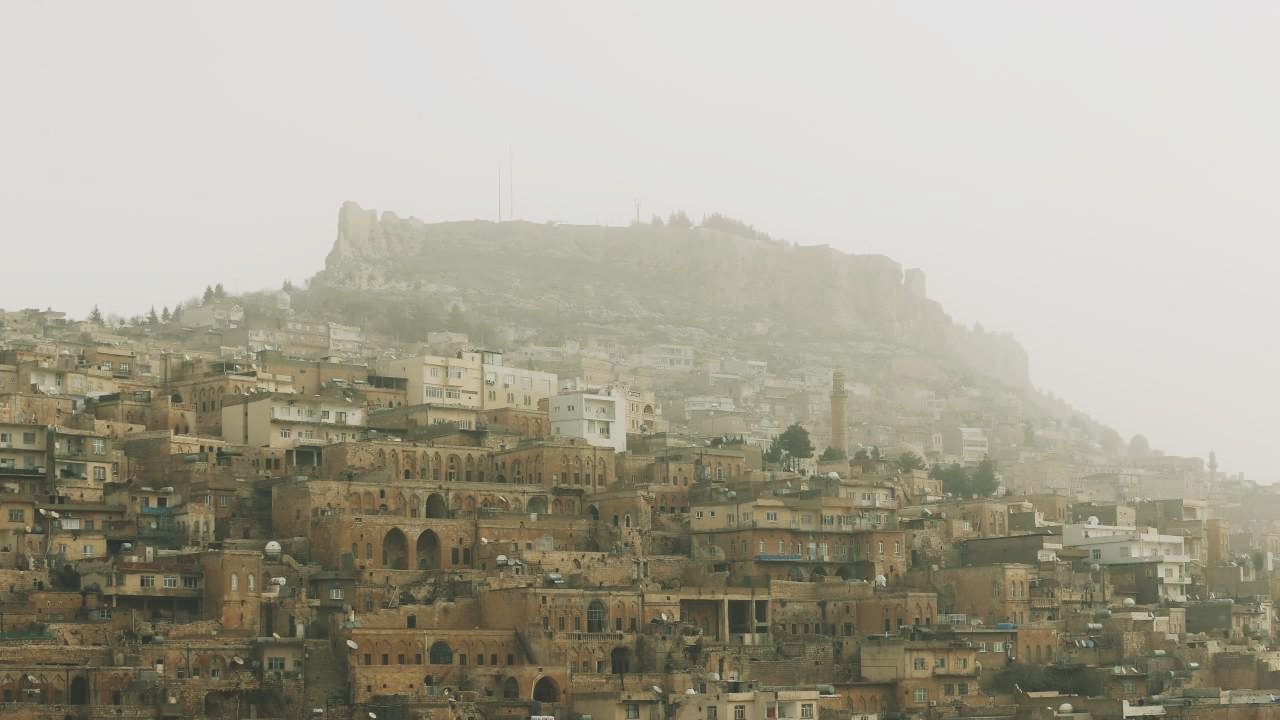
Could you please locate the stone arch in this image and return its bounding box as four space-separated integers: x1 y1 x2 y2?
552 498 562 513
588 505 600 522
587 599 608 633
512 459 523 485
811 566 828 581
532 676 559 702
429 640 453 664
502 676 520 699
610 646 633 674
528 496 548 515
433 453 443 482
425 493 447 519
363 491 376 510
447 454 461 482
410 493 422 518
383 528 409 570
464 495 476 512
70 675 89 705
465 455 476 482
416 530 441 570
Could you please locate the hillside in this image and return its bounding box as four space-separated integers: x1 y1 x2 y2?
310 202 1030 389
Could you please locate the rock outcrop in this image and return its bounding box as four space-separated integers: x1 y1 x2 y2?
313 202 1032 387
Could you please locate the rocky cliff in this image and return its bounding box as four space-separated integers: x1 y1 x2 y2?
314 202 1032 387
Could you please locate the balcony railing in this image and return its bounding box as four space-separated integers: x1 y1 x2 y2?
757 553 803 562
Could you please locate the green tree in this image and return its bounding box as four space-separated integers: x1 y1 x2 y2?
896 452 926 472
767 423 814 471
147 306 159 325
172 302 183 322
161 305 171 322
853 448 870 461
820 447 846 461
89 304 103 324
214 283 226 299
667 209 693 229
650 214 665 227
971 457 999 497
930 463 971 497
203 285 214 303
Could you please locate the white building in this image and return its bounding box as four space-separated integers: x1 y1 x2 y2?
550 389 626 453
1062 521 1190 602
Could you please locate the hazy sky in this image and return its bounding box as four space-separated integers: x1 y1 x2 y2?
2 3 1277 481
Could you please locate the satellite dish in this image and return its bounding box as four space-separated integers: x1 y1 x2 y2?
272 632 281 640
661 612 669 622
1087 516 1100 526
709 672 721 681
1123 598 1136 607
481 538 491 545
685 689 697 695
651 685 663 694
369 713 378 719
346 640 359 650
38 509 47 516
232 656 244 665
50 512 59 519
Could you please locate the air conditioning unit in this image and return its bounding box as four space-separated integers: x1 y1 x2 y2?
929 701 938 707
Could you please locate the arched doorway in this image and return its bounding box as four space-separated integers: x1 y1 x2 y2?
502 677 520 699
588 505 600 522
811 567 828 582
528 495 548 515
610 647 632 674
383 528 409 570
70 676 88 705
425 493 447 519
416 530 441 570
532 677 559 702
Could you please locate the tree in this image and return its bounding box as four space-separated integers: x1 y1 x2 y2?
203 285 214 303
650 214 665 227
971 457 999 497
667 209 692 229
89 304 103 324
896 452 926 472
214 283 226 299
930 463 971 497
172 302 183 322
147 306 159 325
161 305 171 322
820 447 846 462
853 448 870 461
767 423 814 471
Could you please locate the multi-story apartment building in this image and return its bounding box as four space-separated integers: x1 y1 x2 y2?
550 389 626 453
221 391 366 467
377 350 557 412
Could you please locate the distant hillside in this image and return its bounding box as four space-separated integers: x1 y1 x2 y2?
310 202 1030 387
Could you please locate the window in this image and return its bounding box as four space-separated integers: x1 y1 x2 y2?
708 707 718 720
92 439 106 455
321 410 330 419
184 577 199 589
248 575 256 592
210 667 220 680
959 683 969 696
279 429 291 439
913 688 928 704
625 704 640 720
935 657 947 668
267 657 285 671
23 432 36 445
734 706 747 720
219 495 230 506
448 367 465 379
991 642 1005 653
381 654 390 666
94 466 106 481
336 412 347 423
801 705 814 719
913 657 927 670
7 509 22 522
945 684 955 697
82 545 95 558
230 574 238 592
1091 549 1102 560
695 511 704 519
765 511 779 522
140 575 156 588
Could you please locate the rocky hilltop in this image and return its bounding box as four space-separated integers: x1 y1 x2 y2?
314 202 1030 387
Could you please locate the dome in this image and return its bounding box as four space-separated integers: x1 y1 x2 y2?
264 541 282 556
1123 597 1136 607
1130 434 1150 453
1058 704 1074 714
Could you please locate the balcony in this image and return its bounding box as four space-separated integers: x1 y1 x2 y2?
757 553 803 562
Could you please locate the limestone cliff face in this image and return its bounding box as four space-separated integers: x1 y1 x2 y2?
315 202 1032 387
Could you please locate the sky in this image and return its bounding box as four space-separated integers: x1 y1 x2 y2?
1 2 1277 481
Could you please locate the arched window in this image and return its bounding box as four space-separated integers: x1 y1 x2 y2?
429 641 454 664
230 573 238 592
247 575 255 592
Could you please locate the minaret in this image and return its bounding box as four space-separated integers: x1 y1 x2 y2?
830 371 849 457
1208 449 1218 495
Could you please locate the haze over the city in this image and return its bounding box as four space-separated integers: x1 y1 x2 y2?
2 2 1276 481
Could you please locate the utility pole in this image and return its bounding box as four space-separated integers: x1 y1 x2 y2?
634 198 642 225
509 145 514 221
